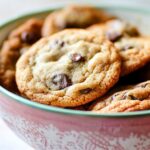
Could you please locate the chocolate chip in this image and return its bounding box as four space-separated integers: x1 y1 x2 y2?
70 53 85 62
60 41 65 47
138 83 149 88
121 45 134 51
123 93 140 100
106 32 122 42
127 28 139 37
129 95 146 101
52 74 72 90
80 88 92 94
21 31 41 44
54 40 65 47
128 95 137 100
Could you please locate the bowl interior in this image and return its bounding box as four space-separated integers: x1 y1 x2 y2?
0 5 150 118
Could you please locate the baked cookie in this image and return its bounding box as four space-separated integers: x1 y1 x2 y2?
88 20 149 76
90 81 150 112
87 19 139 42
99 100 150 113
115 37 150 76
42 5 114 36
16 29 121 107
0 18 43 92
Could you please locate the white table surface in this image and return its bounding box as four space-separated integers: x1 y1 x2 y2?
0 0 150 150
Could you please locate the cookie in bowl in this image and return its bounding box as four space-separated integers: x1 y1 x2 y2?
42 5 114 36
88 21 150 76
0 18 43 92
87 19 140 42
16 29 121 107
90 80 150 112
115 37 150 76
98 100 150 113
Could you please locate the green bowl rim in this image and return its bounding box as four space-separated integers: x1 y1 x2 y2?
0 5 150 118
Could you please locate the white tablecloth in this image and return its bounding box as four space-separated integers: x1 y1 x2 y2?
0 0 149 150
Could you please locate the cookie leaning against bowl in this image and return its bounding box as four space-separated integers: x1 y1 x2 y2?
87 19 140 42
115 37 150 76
88 20 150 76
42 5 114 36
16 29 121 107
90 80 150 112
0 18 43 92
100 100 150 113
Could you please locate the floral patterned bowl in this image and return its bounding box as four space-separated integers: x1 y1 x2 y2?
0 6 150 150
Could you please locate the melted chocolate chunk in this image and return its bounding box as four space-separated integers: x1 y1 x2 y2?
21 31 41 44
121 45 134 51
127 28 139 37
60 41 65 47
106 31 122 42
138 83 150 88
71 53 85 62
80 88 92 94
129 95 147 101
54 40 65 47
123 93 143 100
128 95 137 100
52 74 72 90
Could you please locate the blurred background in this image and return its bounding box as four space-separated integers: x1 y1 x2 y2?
0 0 150 24
0 0 150 150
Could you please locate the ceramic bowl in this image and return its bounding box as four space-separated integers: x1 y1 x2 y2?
0 6 150 150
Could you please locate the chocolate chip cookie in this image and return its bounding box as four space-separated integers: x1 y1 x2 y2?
0 18 43 92
99 100 150 113
42 5 113 36
87 19 139 42
16 29 121 107
90 81 150 112
88 20 149 76
115 37 150 76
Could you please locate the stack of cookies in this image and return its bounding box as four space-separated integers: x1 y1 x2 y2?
0 5 150 113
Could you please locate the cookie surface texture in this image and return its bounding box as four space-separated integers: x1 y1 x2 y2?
88 20 150 76
87 19 139 42
0 18 43 91
16 29 121 107
42 5 113 36
90 81 150 112
115 37 150 76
